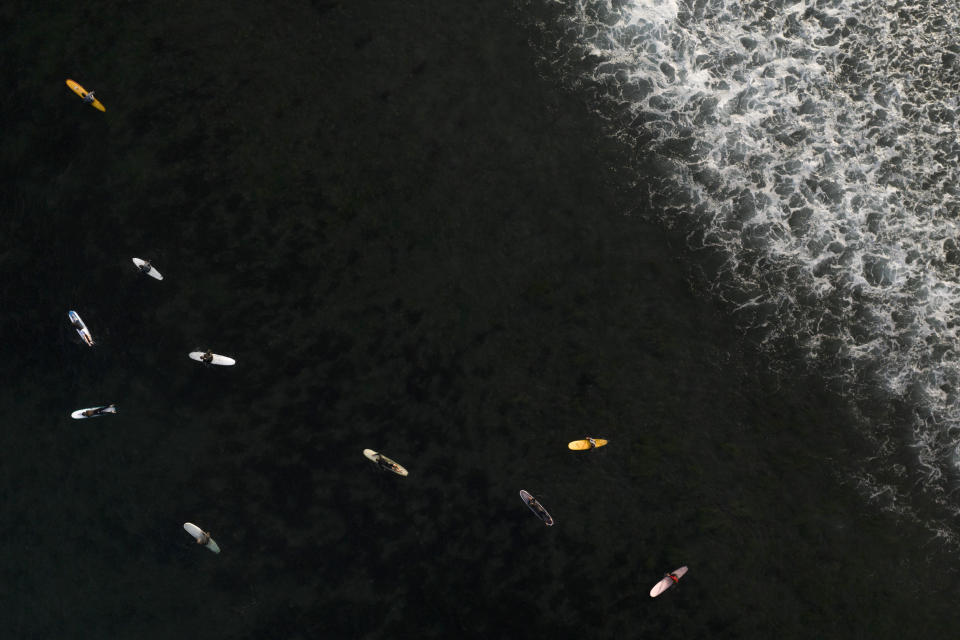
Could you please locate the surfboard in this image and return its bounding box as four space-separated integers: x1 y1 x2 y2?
519 490 554 526
65 79 106 112
71 405 117 419
132 258 163 280
183 522 220 553
568 438 608 451
68 310 95 346
363 449 409 476
650 566 688 597
189 351 236 366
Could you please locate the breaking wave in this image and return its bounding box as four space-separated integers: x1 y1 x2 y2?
525 0 960 542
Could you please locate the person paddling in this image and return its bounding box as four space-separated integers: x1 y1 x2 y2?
530 498 548 519
377 455 399 473
82 404 115 417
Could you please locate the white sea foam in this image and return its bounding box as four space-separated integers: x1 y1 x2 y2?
529 0 960 538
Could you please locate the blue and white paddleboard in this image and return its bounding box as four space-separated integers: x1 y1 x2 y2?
68 310 94 347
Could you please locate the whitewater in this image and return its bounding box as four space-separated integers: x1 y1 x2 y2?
526 0 960 542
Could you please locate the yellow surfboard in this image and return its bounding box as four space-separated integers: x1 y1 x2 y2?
568 438 608 451
66 79 106 112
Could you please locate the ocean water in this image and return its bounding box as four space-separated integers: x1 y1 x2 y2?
3 0 960 638
526 0 960 545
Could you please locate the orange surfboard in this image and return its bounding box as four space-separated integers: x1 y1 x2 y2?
66 79 106 112
567 438 608 451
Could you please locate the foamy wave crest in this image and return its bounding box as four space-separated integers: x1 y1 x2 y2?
526 0 960 532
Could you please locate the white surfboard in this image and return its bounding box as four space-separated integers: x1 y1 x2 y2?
183 522 221 553
132 257 163 280
363 449 409 476
71 405 117 419
68 310 94 346
650 566 688 597
189 351 236 366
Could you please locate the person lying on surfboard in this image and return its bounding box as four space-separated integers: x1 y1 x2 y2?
377 455 402 474
82 404 115 417
529 499 549 520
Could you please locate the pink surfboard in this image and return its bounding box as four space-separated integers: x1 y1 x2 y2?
650 566 688 597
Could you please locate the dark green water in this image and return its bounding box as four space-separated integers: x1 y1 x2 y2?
2 1 960 638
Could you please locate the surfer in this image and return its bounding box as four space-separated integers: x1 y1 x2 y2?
82 404 114 417
529 498 548 519
520 490 553 525
377 455 398 473
666 572 679 583
587 437 598 448
201 350 214 364
137 259 152 274
70 316 84 330
196 530 212 546
82 90 96 104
